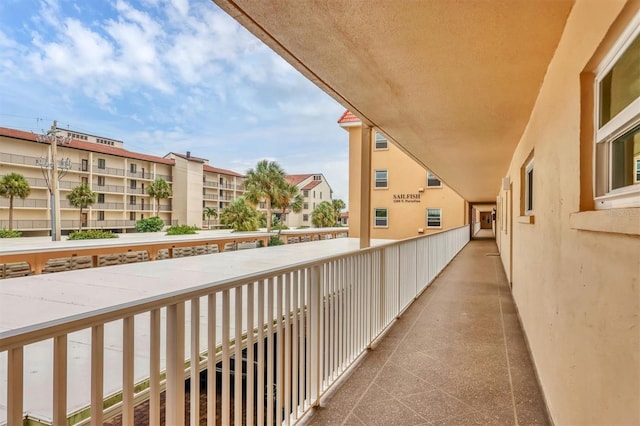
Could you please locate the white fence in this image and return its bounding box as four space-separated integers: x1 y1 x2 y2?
0 225 469 426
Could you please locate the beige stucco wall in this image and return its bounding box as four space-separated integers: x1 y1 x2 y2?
170 156 204 226
285 176 333 228
497 1 640 424
346 125 466 240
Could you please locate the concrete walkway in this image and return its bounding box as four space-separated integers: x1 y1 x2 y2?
306 240 548 425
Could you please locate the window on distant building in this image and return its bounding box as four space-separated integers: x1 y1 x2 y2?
594 21 640 209
427 171 442 188
97 193 105 203
320 191 322 199
130 163 137 173
98 211 105 221
313 175 321 181
375 170 388 188
130 180 137 189
375 132 388 150
98 176 105 186
303 203 309 210
426 208 442 228
81 159 88 172
81 177 88 185
636 158 640 183
303 214 309 222
374 208 388 227
313 190 316 198
97 158 105 169
303 190 309 197
130 212 136 221
130 195 136 205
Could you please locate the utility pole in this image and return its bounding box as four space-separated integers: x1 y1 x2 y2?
50 121 61 241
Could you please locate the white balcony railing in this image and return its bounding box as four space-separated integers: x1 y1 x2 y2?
0 226 469 425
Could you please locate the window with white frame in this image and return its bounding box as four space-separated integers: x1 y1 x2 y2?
636 158 640 182
374 208 388 227
427 171 442 188
375 132 388 150
375 170 388 188
524 158 534 215
426 208 442 228
594 17 640 209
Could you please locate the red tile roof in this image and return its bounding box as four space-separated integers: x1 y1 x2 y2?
203 164 245 178
337 110 360 124
301 180 321 190
0 126 175 165
286 174 312 185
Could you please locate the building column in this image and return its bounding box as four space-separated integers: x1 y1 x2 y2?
359 125 372 249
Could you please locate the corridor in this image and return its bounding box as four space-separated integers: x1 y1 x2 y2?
306 240 548 425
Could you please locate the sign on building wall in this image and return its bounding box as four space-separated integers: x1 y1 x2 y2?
392 193 422 203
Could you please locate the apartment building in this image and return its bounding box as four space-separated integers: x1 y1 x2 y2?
164 151 245 227
339 111 467 240
283 173 333 227
0 127 244 235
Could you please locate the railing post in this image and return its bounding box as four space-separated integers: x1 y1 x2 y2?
122 316 135 426
166 302 186 426
91 325 104 426
309 264 323 405
149 309 161 426
53 334 67 426
7 346 24 426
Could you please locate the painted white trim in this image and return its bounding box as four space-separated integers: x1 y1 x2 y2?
373 208 389 228
524 158 534 216
426 207 442 228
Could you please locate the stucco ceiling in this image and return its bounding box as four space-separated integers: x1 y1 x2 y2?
213 0 575 202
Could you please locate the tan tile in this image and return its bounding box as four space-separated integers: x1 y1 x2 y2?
353 398 427 426
399 389 475 422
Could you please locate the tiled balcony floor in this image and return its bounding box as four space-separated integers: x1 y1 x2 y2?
306 240 548 426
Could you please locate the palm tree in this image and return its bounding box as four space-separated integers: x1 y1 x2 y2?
203 207 218 228
220 197 260 232
67 183 97 231
244 160 286 233
273 182 304 237
147 178 172 216
331 199 346 225
0 173 31 231
312 201 337 228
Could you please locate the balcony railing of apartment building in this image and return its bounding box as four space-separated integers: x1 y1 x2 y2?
127 171 153 180
127 204 152 211
0 198 48 208
0 226 469 426
92 166 125 177
236 184 245 191
0 220 51 230
93 202 126 210
95 184 125 193
155 174 172 182
203 180 218 188
0 152 41 168
159 204 172 212
222 195 235 201
22 177 49 188
59 180 83 190
203 194 218 200
127 187 147 195
59 219 137 229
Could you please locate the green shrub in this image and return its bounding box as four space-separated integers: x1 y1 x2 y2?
135 216 164 233
273 223 289 230
268 236 284 246
166 225 199 235
0 229 22 238
68 230 118 240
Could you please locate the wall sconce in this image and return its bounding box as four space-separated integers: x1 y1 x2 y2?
418 228 424 234
418 187 424 193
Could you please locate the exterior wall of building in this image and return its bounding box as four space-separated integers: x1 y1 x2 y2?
345 124 466 240
285 176 333 228
168 155 203 227
496 1 639 424
0 135 174 233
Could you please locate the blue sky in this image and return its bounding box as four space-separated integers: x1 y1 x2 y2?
0 0 349 203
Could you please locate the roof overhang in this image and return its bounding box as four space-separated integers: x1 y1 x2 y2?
212 0 574 201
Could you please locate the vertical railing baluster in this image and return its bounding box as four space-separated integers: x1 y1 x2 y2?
246 282 255 425
234 287 243 425
291 271 299 420
149 309 160 426
276 275 284 425
267 277 275 425
91 325 104 426
284 273 292 425
207 294 217 426
191 298 200 426
309 264 322 405
7 346 23 426
122 317 135 426
257 281 265 425
221 290 230 425
167 302 186 426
